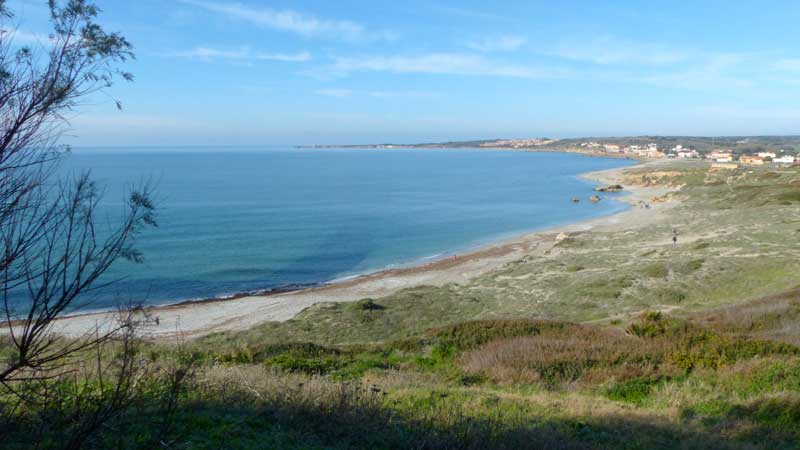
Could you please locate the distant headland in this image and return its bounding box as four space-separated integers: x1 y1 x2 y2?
299 135 800 165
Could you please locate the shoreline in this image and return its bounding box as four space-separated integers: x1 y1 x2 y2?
41 159 677 340
50 152 636 316
299 144 646 161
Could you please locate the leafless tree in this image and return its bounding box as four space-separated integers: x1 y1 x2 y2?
0 0 155 388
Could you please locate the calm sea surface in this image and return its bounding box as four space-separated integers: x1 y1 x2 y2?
42 147 634 311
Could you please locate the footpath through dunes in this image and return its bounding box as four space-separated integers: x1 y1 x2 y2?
38 160 672 339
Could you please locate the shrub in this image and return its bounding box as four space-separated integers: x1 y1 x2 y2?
777 191 800 203
415 343 458 371
626 312 689 338
641 263 669 278
683 259 705 273
577 276 634 299
607 375 681 404
652 287 688 304
458 323 663 387
349 298 384 311
429 320 557 351
747 395 800 429
669 332 800 372
266 353 343 374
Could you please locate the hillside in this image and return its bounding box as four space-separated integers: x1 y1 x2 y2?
306 135 800 156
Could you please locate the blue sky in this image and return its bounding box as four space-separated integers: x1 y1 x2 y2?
7 0 800 146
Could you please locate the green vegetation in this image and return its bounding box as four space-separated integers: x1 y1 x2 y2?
6 161 800 449
8 304 800 449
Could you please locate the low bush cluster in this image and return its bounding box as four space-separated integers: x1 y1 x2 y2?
459 314 800 389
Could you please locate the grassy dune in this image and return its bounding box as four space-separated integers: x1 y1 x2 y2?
5 161 800 449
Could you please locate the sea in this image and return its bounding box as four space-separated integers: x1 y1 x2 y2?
21 147 636 312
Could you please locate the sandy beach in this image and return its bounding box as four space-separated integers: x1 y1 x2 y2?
41 161 677 340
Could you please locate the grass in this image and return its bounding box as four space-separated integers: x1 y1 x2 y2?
607 375 680 404
641 263 669 278
36 308 800 449
6 295 800 449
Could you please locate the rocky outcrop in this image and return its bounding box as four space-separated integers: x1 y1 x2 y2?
595 184 624 192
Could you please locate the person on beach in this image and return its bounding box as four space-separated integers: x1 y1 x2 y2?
672 228 678 245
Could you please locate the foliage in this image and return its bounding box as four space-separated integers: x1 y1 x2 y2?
626 311 689 338
0 3 170 449
607 375 680 404
641 263 669 278
429 320 556 351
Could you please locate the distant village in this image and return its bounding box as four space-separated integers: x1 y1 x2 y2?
305 137 800 167
578 141 799 166
479 138 559 148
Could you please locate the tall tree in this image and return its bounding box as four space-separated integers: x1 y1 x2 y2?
0 0 155 385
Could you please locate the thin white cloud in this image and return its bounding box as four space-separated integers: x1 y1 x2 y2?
773 59 800 72
368 90 439 99
697 104 800 120
467 35 526 52
0 29 50 45
429 5 510 22
180 0 393 42
316 88 352 98
637 53 753 90
175 47 311 62
70 113 191 129
329 53 567 79
545 36 688 65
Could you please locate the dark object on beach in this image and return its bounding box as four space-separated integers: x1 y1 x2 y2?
673 235 677 245
353 298 384 311
590 195 601 202
572 197 580 203
595 184 624 192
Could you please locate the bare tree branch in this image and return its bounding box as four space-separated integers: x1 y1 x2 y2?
0 0 152 387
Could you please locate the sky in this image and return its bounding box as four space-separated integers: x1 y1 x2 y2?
6 0 800 147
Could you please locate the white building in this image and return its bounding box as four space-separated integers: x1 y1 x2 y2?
757 151 777 159
774 155 796 164
677 149 699 158
707 151 734 162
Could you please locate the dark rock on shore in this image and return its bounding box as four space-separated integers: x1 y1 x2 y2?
595 184 624 192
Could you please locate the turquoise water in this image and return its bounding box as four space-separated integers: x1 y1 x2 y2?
47 147 633 311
